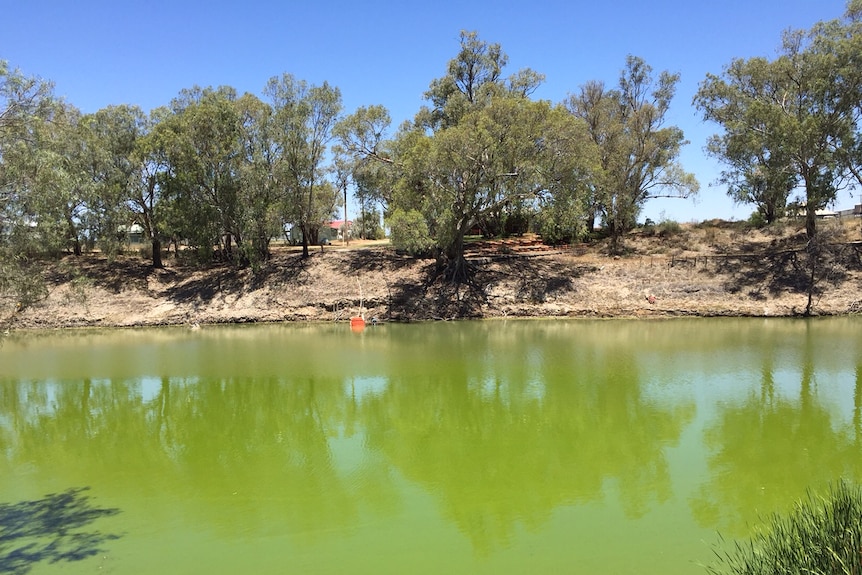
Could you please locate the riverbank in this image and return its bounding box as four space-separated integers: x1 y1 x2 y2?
4 220 862 329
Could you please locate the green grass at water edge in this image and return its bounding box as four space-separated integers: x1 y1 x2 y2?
708 480 862 575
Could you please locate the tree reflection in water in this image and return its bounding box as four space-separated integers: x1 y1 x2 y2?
359 327 695 554
0 320 860 572
690 324 862 536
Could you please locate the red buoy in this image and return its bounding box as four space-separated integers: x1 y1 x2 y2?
350 316 366 332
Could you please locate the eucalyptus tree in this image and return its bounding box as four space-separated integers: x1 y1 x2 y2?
23 101 94 256
235 92 283 264
532 105 600 245
0 61 56 307
1 95 123 260
332 108 393 241
564 80 621 233
159 86 246 262
706 102 797 226
77 105 149 259
265 74 342 258
567 56 698 251
334 104 396 218
339 32 593 280
0 62 47 244
695 2 862 238
331 152 354 244
130 107 170 268
159 87 283 266
342 160 385 241
417 31 549 244
812 0 862 188
414 96 593 279
120 104 198 269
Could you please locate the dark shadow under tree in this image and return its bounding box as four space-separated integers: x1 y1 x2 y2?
0 487 122 575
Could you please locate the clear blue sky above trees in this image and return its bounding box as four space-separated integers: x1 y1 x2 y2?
2 0 853 223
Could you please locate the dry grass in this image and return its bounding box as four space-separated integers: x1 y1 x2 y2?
4 219 862 329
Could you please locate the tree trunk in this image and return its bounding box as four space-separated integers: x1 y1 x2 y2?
440 224 472 283
608 219 625 255
224 233 233 260
152 238 163 269
585 210 596 235
804 236 820 316
805 257 816 316
805 208 817 239
66 216 82 256
301 224 310 258
764 203 776 225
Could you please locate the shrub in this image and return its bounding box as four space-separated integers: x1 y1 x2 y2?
387 208 434 256
656 218 682 237
748 210 768 229
356 209 384 240
708 481 862 575
502 209 531 237
642 217 681 238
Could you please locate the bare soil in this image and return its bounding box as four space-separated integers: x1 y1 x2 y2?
4 219 862 330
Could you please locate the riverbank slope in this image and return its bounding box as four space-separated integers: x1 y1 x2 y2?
5 220 862 329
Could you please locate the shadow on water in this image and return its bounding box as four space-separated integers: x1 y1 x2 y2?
0 487 121 575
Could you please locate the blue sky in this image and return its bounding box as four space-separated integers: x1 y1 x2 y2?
2 0 854 222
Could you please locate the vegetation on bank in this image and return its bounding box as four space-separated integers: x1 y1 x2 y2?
708 481 862 575
1 218 860 330
2 2 861 306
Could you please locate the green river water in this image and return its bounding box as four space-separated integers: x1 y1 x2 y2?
0 318 861 574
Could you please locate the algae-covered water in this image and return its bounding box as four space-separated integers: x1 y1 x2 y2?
1 318 860 574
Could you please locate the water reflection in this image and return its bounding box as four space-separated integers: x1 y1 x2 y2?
0 319 860 574
360 346 694 554
690 321 862 535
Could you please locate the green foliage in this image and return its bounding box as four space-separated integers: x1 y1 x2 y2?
747 210 768 229
266 74 343 258
656 218 682 237
355 207 383 240
0 61 57 307
2 2 860 294
502 207 531 237
0 252 47 310
536 192 586 245
695 3 862 238
387 208 434 256
162 86 247 262
567 56 698 252
641 217 682 238
419 31 543 131
335 32 598 278
708 481 862 575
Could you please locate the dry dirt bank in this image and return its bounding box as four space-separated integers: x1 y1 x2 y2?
4 221 862 330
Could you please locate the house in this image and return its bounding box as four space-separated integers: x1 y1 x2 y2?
327 220 354 241
118 223 145 244
286 220 353 245
792 208 839 220
837 205 862 218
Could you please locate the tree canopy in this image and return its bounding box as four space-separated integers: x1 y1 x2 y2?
6 4 861 302
695 1 862 237
567 56 698 251
338 32 690 276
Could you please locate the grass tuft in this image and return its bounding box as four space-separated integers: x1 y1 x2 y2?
708 480 862 575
